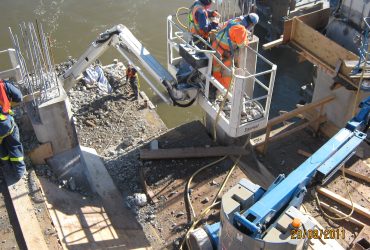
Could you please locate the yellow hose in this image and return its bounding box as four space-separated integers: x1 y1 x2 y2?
176 7 190 30
315 166 355 220
185 156 228 218
181 71 250 249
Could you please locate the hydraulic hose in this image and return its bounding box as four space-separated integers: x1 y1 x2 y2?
181 64 248 250
176 7 190 30
162 80 197 108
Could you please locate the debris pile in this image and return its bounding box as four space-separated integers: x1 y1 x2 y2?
65 60 162 156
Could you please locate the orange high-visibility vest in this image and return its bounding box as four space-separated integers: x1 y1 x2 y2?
0 80 11 121
189 3 209 38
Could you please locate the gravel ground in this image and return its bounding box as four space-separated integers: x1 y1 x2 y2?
60 60 173 246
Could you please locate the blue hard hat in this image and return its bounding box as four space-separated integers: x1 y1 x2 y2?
200 0 215 5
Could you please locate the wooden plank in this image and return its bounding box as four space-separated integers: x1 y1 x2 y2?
139 146 248 160
297 149 312 158
260 118 321 153
268 95 334 126
250 122 294 147
3 172 48 250
319 202 365 227
343 168 370 184
317 187 370 219
343 60 370 69
292 41 357 87
262 38 283 50
139 166 158 203
294 7 330 29
299 50 337 76
290 18 358 82
27 142 53 165
350 73 370 79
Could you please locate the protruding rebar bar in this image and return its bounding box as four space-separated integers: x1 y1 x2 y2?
8 21 60 106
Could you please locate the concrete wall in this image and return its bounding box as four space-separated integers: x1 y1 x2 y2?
340 0 370 28
325 20 360 54
312 69 368 128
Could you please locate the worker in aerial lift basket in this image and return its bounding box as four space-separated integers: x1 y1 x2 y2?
125 63 139 100
212 13 259 89
188 0 221 48
0 78 25 181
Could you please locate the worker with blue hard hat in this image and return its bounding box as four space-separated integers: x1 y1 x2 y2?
0 78 25 181
212 13 259 89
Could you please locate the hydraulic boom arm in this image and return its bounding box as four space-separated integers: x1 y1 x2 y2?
61 25 192 106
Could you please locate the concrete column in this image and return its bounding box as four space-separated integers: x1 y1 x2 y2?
29 84 78 155
312 69 368 128
239 35 259 98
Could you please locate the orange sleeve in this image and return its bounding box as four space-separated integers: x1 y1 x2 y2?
229 25 248 47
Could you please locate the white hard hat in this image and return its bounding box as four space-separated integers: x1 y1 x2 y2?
248 13 259 25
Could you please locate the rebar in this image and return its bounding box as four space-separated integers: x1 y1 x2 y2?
8 21 60 107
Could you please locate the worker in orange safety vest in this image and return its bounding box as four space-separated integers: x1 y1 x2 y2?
188 0 220 48
125 63 139 100
211 13 259 89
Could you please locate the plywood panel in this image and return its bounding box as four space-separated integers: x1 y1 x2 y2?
292 19 358 75
28 142 53 165
283 8 331 43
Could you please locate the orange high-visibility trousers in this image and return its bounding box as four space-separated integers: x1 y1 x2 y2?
212 41 232 89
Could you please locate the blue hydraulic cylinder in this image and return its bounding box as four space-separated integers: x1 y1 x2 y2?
204 222 220 248
233 126 367 238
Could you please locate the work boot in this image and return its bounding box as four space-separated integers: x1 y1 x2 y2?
14 166 26 181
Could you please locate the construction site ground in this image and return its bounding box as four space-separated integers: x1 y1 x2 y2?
0 60 368 250
67 65 369 249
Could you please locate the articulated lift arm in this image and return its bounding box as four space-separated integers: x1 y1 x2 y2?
61 25 195 106
234 96 370 238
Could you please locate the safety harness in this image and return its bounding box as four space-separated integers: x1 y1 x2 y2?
214 19 243 58
188 2 209 38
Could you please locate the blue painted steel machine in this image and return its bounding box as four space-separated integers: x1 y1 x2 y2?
189 96 370 250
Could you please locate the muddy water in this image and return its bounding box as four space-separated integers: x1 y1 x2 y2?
0 0 313 128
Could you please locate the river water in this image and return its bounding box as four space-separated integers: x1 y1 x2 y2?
0 0 313 128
